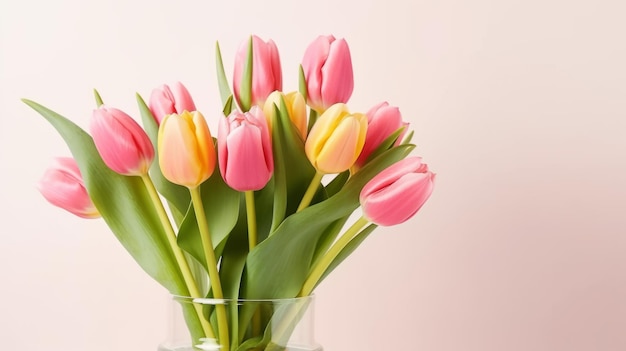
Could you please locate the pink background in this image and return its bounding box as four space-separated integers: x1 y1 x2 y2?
1 0 625 350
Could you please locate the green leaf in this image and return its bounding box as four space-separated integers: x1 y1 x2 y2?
136 93 191 222
268 98 321 234
306 109 318 133
298 65 307 102
93 89 104 107
365 126 406 164
315 223 377 289
218 194 249 299
215 41 232 107
177 171 240 270
222 95 234 116
239 36 253 112
23 99 188 295
401 129 414 145
244 144 415 298
324 171 349 197
310 216 349 269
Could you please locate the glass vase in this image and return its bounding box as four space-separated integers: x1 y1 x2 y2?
158 295 323 351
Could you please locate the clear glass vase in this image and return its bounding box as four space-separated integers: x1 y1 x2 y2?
158 295 323 351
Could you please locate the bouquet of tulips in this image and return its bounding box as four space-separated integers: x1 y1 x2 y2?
25 35 435 351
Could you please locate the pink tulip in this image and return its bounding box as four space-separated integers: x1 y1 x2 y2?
218 106 273 191
90 106 154 176
38 157 100 219
354 102 408 170
233 35 282 110
301 35 354 113
360 157 435 226
149 82 197 124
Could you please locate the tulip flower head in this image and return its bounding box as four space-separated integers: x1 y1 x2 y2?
302 35 354 113
305 103 367 174
158 111 216 189
360 157 435 226
263 90 308 140
218 107 274 191
90 106 155 176
233 35 282 110
354 102 407 170
149 82 197 125
38 157 100 219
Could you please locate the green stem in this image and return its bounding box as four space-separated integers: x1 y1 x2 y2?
298 216 370 297
139 175 215 339
244 191 258 250
296 171 324 213
189 187 230 350
244 190 262 340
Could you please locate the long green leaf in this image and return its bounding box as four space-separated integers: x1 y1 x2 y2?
244 144 414 298
215 41 232 107
239 36 253 112
315 223 377 290
23 99 188 294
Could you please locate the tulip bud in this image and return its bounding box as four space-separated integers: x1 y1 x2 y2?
301 35 354 113
218 106 273 191
149 82 197 125
360 157 435 226
158 111 216 189
90 106 154 176
233 35 282 110
38 157 100 219
304 103 367 174
354 102 407 170
263 90 307 140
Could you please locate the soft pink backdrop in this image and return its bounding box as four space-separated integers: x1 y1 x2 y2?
1 0 625 350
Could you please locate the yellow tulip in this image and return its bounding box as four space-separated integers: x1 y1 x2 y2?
263 91 308 140
304 103 367 174
158 111 216 188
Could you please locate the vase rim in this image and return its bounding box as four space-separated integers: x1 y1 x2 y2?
171 294 316 304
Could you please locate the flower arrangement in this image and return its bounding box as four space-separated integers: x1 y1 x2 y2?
25 34 435 351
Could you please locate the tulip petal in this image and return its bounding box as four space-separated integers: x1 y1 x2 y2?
302 35 333 111
91 106 154 176
158 112 215 188
321 38 354 108
38 157 100 219
224 124 271 191
360 156 434 226
171 81 197 114
362 172 434 226
218 108 273 191
315 116 362 173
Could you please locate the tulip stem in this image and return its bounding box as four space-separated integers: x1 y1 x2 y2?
244 191 258 250
190 187 229 351
298 216 370 296
296 171 324 212
139 175 215 339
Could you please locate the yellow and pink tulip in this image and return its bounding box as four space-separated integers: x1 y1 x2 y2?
158 111 216 189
